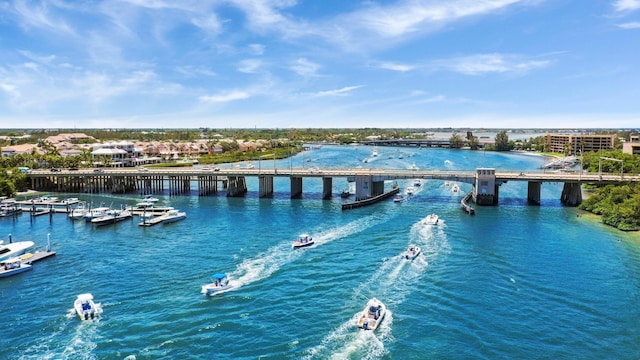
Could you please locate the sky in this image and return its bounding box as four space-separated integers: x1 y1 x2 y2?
0 0 639 129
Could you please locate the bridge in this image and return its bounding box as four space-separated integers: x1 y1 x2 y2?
26 167 639 207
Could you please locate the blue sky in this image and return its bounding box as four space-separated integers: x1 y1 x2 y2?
0 0 639 129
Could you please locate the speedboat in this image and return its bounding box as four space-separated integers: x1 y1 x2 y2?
402 245 421 260
83 206 111 222
0 240 35 262
356 298 386 331
405 186 414 196
91 209 132 226
292 233 314 248
452 184 460 193
68 202 88 220
143 195 160 203
393 194 406 203
74 293 102 320
424 213 439 225
0 257 32 278
201 273 238 296
158 209 186 224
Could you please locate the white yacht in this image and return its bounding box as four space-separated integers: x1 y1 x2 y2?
356 298 386 331
74 293 103 320
157 209 186 224
68 202 88 220
424 213 439 225
83 207 111 222
91 209 132 226
0 240 34 262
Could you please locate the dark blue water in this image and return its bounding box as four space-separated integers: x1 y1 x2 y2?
1 145 639 359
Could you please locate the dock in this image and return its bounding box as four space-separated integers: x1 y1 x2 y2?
139 215 164 227
22 250 56 264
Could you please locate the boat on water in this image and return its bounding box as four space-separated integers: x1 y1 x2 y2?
371 147 379 157
0 199 22 217
0 240 34 262
356 298 386 331
91 209 132 226
68 202 88 220
405 186 415 196
413 179 422 187
141 209 186 226
142 195 160 203
410 163 419 170
83 206 111 222
341 190 351 198
393 194 406 203
201 273 239 296
292 233 314 248
127 203 175 215
74 293 103 320
452 184 460 193
402 245 421 260
0 257 32 278
424 213 439 225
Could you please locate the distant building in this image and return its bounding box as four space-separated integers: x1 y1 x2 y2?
91 141 142 167
1 144 39 157
544 134 617 154
622 136 640 155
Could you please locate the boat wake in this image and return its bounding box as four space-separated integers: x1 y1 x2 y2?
308 218 450 359
21 314 102 360
228 214 389 291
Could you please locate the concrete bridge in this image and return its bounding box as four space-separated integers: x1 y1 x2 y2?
26 167 639 207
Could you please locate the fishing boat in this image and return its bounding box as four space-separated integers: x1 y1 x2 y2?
74 293 103 320
201 273 239 296
91 209 132 226
292 233 314 248
424 213 439 225
0 239 34 262
402 245 421 260
356 298 386 331
0 257 32 278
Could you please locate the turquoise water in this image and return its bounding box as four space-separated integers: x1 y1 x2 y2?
1 146 639 359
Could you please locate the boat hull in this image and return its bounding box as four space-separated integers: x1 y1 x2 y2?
402 246 421 260
356 298 386 331
0 263 32 277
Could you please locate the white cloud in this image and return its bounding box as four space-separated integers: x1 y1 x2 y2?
617 21 640 28
249 44 266 55
312 85 363 97
199 90 251 103
237 59 264 74
291 58 320 77
435 53 552 75
191 14 223 35
0 83 21 99
378 61 414 72
613 0 640 12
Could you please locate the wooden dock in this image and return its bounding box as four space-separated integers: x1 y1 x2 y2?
139 215 164 227
22 250 56 264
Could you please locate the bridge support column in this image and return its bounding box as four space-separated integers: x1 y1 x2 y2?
322 177 332 199
259 175 274 198
372 180 384 197
355 175 372 201
561 182 582 206
290 177 302 199
474 168 498 205
227 176 247 197
527 181 541 205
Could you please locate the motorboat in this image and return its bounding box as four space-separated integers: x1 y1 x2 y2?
371 147 379 157
91 209 132 226
340 190 351 198
0 198 22 217
157 209 186 224
74 293 103 320
292 233 314 249
201 273 239 296
452 184 460 193
0 240 34 262
393 194 406 203
142 194 160 203
410 163 419 170
83 206 111 222
402 245 421 260
405 186 414 196
413 179 422 187
356 298 386 331
0 257 32 278
424 213 439 225
68 202 88 220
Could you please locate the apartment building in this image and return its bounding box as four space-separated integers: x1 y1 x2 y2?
544 134 617 154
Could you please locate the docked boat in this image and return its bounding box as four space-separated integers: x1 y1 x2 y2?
201 273 239 296
74 293 103 320
0 240 34 262
91 209 132 226
0 200 22 217
68 202 88 220
83 206 111 222
0 257 32 278
292 233 314 248
154 209 186 225
424 213 439 225
356 298 386 331
402 245 421 260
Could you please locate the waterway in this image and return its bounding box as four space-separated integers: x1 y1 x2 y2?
1 145 639 359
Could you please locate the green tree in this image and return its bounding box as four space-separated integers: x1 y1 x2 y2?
494 130 510 151
449 132 464 149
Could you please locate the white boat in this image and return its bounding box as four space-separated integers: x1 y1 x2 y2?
371 147 379 157
292 233 314 248
356 298 386 331
91 209 132 226
142 195 160 203
393 194 406 203
0 257 32 278
0 240 34 262
83 206 111 222
410 163 419 170
424 213 439 225
451 184 460 193
68 202 88 220
74 293 103 320
0 199 22 217
402 245 421 260
201 273 239 296
413 179 422 187
157 209 186 224
444 181 451 186
405 186 414 196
